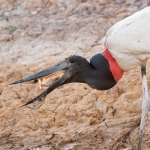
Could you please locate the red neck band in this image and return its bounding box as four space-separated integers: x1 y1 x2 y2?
101 49 124 82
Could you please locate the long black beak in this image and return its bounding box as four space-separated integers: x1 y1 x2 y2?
10 60 69 85
10 59 74 106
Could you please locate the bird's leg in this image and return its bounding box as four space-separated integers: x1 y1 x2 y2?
137 64 150 150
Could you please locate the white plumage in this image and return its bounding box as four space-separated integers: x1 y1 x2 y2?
103 6 150 71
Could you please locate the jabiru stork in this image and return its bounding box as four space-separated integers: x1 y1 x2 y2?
10 7 150 150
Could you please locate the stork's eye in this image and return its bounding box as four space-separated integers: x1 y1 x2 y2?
69 58 75 63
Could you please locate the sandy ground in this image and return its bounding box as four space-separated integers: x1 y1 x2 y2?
0 0 150 150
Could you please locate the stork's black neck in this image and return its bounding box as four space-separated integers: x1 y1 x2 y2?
63 49 124 90
82 49 124 90
72 50 123 90
82 54 113 90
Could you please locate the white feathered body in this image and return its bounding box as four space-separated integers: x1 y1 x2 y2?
103 7 150 71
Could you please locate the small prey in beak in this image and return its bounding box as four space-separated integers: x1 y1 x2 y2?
37 71 65 89
10 53 117 106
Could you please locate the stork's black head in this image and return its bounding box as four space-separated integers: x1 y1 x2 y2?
10 53 117 106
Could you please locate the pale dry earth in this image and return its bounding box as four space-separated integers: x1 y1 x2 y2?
0 0 150 150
